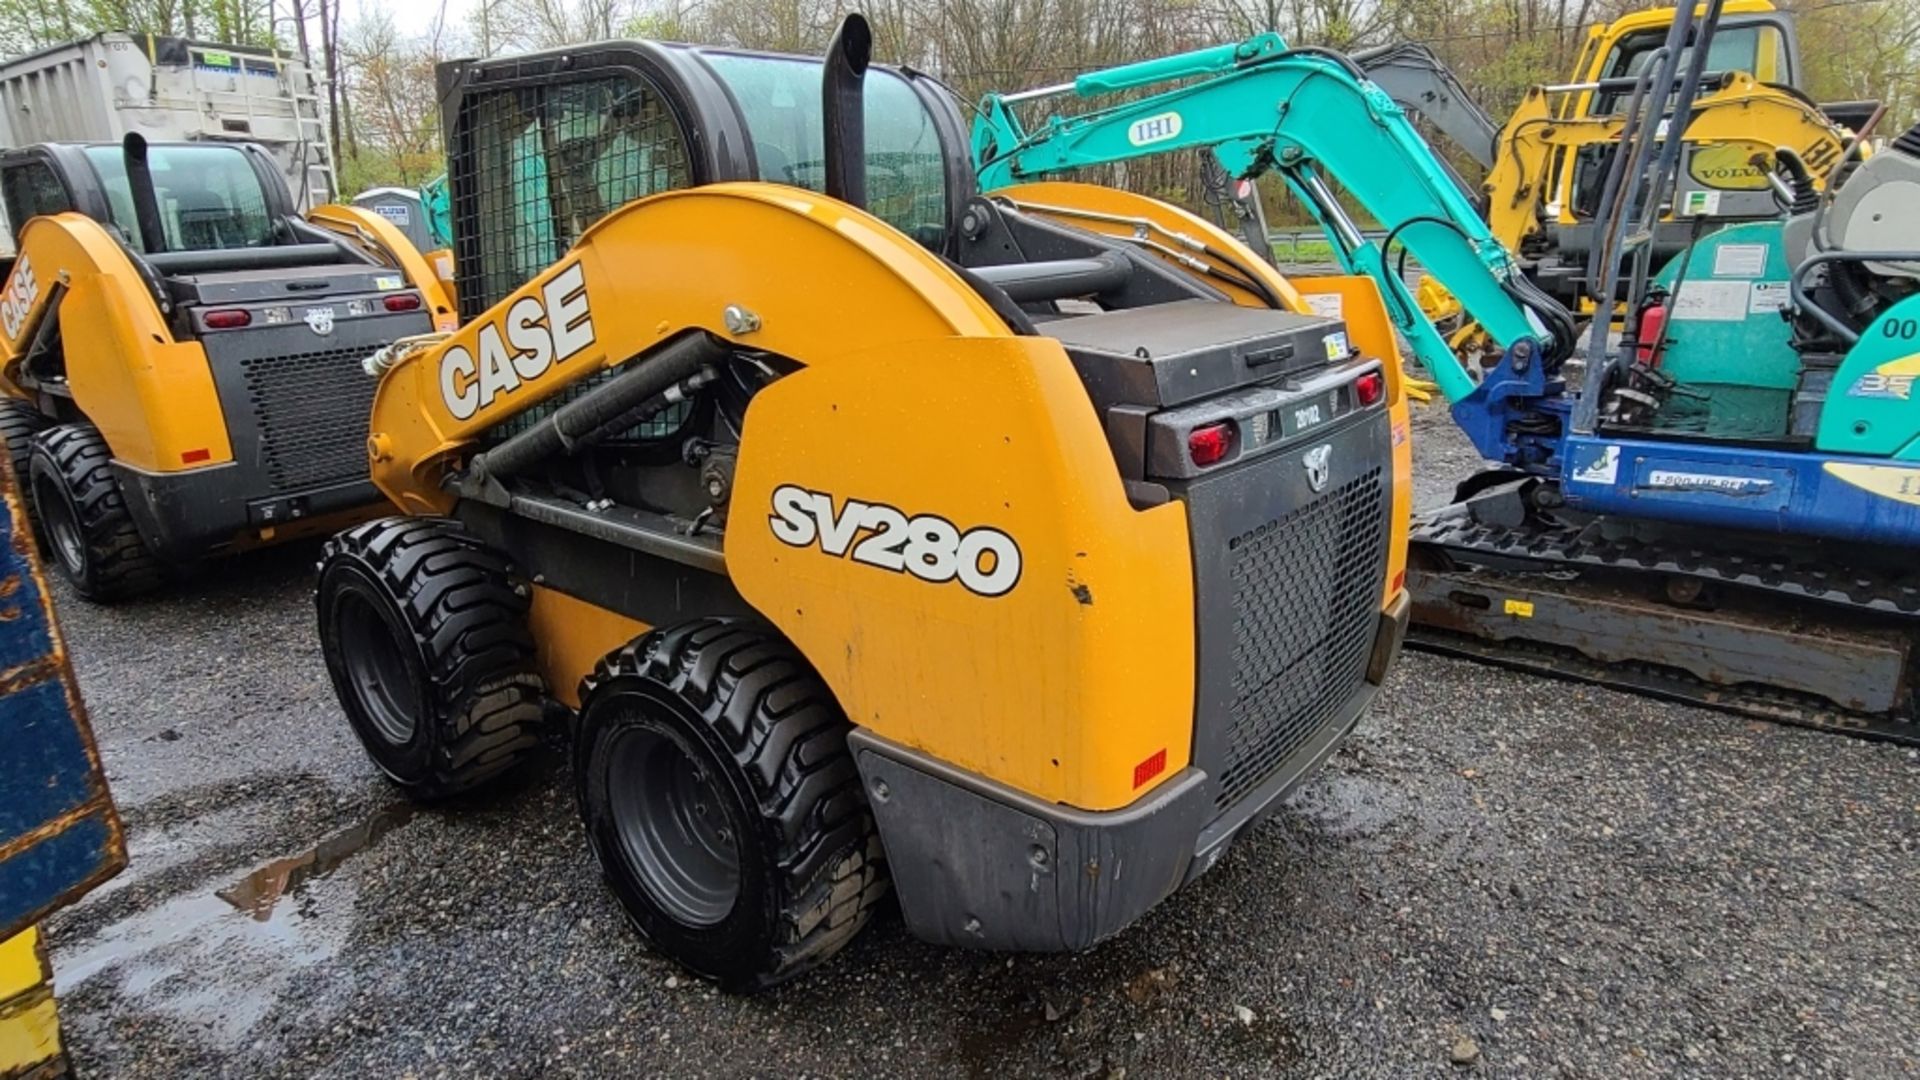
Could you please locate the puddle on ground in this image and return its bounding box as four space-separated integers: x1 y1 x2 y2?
52 803 418 1048
1286 773 1410 840
215 803 417 921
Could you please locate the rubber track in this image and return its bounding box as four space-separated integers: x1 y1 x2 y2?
326 517 546 792
1409 622 1920 746
32 424 165 599
583 618 889 989
1414 509 1920 617
1411 510 1919 741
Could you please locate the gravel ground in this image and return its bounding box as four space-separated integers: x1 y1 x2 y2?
40 405 1920 1079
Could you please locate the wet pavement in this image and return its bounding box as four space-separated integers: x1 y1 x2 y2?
40 407 1920 1078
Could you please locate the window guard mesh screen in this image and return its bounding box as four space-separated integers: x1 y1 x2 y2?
451 73 692 322
449 71 696 444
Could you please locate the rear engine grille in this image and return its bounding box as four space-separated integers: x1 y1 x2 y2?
1217 468 1386 808
240 346 379 490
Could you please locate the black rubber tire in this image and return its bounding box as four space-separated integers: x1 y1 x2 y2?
28 424 165 600
0 398 45 494
576 618 888 992
316 516 547 800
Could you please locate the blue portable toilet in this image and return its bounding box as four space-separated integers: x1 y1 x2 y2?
351 186 434 251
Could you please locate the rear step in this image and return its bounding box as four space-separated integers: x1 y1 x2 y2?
1407 562 1920 746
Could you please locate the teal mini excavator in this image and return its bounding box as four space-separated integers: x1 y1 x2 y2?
971 3 1920 742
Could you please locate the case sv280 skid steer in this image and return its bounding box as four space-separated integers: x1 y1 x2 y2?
314 16 1412 988
0 136 447 598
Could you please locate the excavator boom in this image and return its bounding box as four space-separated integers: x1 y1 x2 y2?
974 36 1576 453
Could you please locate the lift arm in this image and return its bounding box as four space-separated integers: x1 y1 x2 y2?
972 35 1573 409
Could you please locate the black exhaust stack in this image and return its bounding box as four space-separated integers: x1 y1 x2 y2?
822 14 871 210
122 133 168 254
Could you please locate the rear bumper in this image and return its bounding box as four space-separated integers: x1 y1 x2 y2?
856 592 1409 952
112 460 378 561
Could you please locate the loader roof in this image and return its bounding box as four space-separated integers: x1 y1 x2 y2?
0 140 290 252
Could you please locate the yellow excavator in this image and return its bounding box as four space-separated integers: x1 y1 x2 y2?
1488 1 1863 302
1362 1 1867 349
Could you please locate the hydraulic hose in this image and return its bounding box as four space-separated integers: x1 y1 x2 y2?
1378 215 1577 367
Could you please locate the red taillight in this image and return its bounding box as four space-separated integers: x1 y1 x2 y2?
1355 370 1385 407
1133 748 1168 789
1188 422 1233 467
383 293 422 312
181 448 212 464
204 309 250 329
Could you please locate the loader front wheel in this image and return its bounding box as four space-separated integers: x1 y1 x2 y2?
0 398 45 492
28 425 164 600
577 619 888 992
317 517 546 800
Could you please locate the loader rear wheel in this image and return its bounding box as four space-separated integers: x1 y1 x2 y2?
316 517 547 800
28 425 164 600
576 619 888 992
0 398 45 491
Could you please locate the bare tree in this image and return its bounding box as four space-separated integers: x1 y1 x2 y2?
339 12 443 184
89 0 1895 205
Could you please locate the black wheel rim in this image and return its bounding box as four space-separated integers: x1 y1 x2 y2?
608 725 740 927
335 587 421 746
35 475 86 579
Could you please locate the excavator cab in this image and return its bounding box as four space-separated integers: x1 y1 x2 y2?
317 19 1409 990
1514 1 1859 301
1581 10 1798 116
0 137 438 598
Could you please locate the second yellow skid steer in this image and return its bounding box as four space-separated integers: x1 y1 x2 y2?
317 17 1412 989
0 136 448 598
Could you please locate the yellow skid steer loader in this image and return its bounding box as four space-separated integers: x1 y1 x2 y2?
0 136 449 598
316 18 1412 989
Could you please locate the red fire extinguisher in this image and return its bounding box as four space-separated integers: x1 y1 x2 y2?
1635 290 1670 366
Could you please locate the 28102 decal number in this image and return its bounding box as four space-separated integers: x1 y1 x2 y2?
768 485 1022 597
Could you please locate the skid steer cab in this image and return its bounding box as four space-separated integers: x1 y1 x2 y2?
314 16 1411 990
0 136 447 599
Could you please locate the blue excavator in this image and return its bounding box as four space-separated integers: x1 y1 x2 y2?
971 2 1920 742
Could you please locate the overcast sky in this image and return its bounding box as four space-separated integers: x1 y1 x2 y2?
339 0 470 44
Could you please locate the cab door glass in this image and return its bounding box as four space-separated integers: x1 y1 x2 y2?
1593 24 1789 115
699 53 951 250
0 161 74 243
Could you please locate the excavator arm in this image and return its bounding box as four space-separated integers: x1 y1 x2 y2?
973 35 1575 418
1351 41 1500 176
